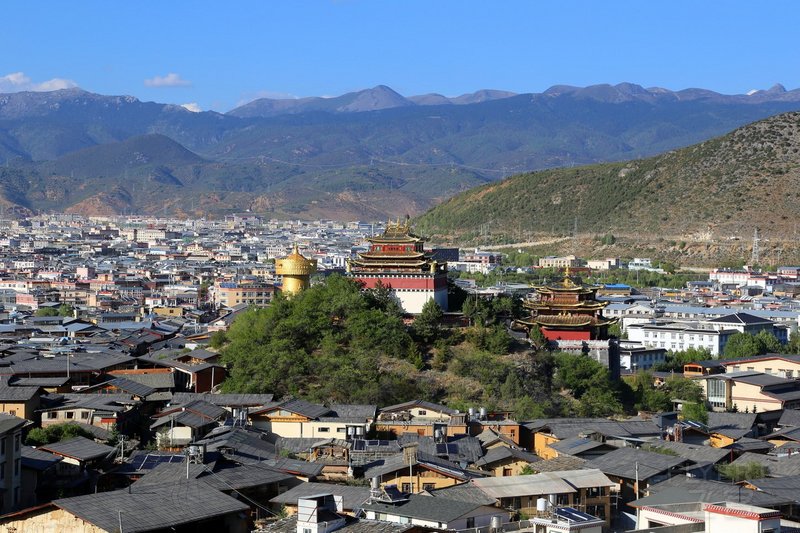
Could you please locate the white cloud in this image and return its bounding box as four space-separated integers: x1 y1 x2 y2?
0 71 78 93
181 102 201 113
144 73 192 88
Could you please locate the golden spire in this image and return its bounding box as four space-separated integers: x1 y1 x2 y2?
563 266 576 288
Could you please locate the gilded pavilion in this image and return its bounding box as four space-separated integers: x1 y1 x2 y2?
517 268 617 341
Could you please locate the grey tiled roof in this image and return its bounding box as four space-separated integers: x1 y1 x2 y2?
133 460 294 491
363 494 491 522
548 437 612 456
397 434 485 464
746 476 800 502
55 481 249 532
730 452 800 477
0 382 41 401
117 372 176 389
586 447 689 481
363 451 484 481
634 475 794 508
262 457 324 478
780 409 800 428
258 515 412 533
40 436 116 462
270 482 370 509
379 400 456 416
196 426 277 462
82 376 155 398
643 441 729 464
323 403 377 422
172 392 275 407
707 412 758 432
532 455 588 473
474 446 540 467
428 483 497 506
21 445 62 471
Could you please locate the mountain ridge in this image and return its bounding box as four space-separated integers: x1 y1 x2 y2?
415 111 800 242
1 83 800 220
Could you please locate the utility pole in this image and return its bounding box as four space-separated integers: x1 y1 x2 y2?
751 227 760 266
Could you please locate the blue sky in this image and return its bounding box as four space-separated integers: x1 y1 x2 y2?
2 1 798 111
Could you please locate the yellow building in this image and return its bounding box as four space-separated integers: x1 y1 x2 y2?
275 244 317 296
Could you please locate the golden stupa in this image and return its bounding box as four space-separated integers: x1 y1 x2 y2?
275 243 317 295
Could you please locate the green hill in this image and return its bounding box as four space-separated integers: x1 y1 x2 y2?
416 112 800 241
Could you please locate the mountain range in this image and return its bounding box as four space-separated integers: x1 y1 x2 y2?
416 111 800 243
1 83 799 219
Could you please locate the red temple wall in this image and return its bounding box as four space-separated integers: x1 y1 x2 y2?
542 329 592 341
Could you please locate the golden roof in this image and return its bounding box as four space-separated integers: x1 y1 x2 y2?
275 243 317 276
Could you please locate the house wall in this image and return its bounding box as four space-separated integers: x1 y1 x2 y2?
482 457 531 477
376 466 462 493
0 428 22 513
730 381 785 413
0 508 106 533
533 433 559 459
725 358 800 378
373 423 467 438
0 399 38 420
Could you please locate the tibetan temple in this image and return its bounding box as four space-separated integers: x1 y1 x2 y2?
517 269 617 341
348 218 448 314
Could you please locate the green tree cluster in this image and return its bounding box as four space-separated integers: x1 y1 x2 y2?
629 372 704 412
25 423 94 446
717 462 769 482
553 353 626 417
681 401 709 424
221 275 421 404
723 330 784 359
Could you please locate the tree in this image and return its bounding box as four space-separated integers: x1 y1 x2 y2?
25 423 95 446
723 332 761 359
754 330 782 354
209 330 227 349
34 307 59 317
58 303 74 317
221 274 420 404
413 299 443 343
717 462 769 482
681 401 708 424
528 325 547 348
600 233 616 245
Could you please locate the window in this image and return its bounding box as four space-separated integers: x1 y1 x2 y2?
418 410 427 416
14 459 19 477
14 434 19 452
401 483 412 493
0 439 4 455
423 483 436 491
765 368 773 375
66 412 74 419
8 410 14 417
46 412 57 419
318 427 330 433
0 462 4 480
466 517 475 528
81 412 89 419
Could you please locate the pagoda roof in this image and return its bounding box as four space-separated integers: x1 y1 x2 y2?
359 251 427 260
370 219 425 243
519 315 617 329
524 301 609 311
